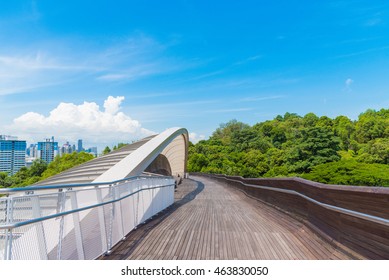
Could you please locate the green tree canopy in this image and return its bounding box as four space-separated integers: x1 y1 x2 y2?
103 146 111 155
188 109 389 187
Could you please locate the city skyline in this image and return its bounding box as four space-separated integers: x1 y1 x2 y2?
1 133 98 176
28 138 98 156
1 1 389 148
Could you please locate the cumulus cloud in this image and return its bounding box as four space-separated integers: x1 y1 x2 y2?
189 132 206 144
345 78 354 91
7 96 155 148
104 95 125 114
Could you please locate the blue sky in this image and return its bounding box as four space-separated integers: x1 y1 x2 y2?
1 1 389 149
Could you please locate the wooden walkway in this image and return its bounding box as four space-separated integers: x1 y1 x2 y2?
103 176 360 260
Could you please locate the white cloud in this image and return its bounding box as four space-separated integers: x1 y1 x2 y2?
0 34 187 96
189 132 206 144
0 52 100 96
7 96 154 148
97 74 128 81
104 95 125 114
345 78 354 91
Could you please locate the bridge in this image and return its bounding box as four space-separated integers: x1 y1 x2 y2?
0 127 388 260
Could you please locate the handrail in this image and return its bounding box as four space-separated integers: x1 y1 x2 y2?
0 175 176 260
0 174 171 195
197 173 389 259
0 182 174 230
225 177 389 227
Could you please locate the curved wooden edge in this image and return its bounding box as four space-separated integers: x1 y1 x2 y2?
192 172 389 259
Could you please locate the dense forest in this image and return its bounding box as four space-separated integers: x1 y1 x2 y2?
188 109 389 187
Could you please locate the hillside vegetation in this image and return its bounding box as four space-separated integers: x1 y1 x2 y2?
188 109 389 187
0 152 94 188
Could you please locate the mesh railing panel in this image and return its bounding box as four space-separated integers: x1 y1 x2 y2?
0 229 5 260
59 214 78 260
120 196 136 235
0 199 6 224
111 201 123 248
0 198 6 260
0 176 175 260
11 196 33 222
11 223 40 260
44 217 62 260
80 206 104 260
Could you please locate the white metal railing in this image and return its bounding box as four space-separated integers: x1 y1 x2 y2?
0 175 175 260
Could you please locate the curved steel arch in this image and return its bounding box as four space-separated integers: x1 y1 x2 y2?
0 128 188 260
93 127 189 183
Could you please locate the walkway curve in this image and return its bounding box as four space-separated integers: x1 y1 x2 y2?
104 176 359 260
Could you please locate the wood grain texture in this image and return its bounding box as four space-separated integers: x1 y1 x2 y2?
203 174 389 259
102 176 358 260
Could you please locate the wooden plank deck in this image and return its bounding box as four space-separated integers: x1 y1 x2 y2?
103 176 361 260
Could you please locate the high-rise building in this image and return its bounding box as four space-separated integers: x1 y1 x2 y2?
77 139 83 152
37 137 58 164
60 141 73 156
26 143 38 168
85 147 98 157
26 144 38 158
0 135 26 175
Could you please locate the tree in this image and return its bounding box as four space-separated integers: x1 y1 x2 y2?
358 138 389 164
333 116 355 150
302 160 389 186
115 143 128 150
355 110 386 142
187 108 389 186
187 153 209 172
303 112 319 127
0 172 13 188
285 127 340 173
29 159 48 177
212 119 250 145
103 146 111 155
41 152 94 180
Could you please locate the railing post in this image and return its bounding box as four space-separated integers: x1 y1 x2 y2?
151 178 155 216
31 196 48 260
114 184 125 240
0 175 177 260
69 191 85 260
107 185 114 254
95 186 108 255
164 178 168 209
4 197 13 260
57 190 66 260
134 180 140 227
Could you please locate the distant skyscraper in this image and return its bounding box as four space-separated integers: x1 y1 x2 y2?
85 147 98 157
37 137 58 164
60 141 73 156
0 135 26 175
26 144 38 158
77 139 83 152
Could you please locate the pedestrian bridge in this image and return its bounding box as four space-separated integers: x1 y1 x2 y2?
0 127 388 260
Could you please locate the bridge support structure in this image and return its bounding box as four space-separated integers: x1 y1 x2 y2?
0 127 189 260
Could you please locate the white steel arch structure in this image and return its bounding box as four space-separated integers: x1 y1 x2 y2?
94 127 189 182
0 128 189 260
34 127 189 186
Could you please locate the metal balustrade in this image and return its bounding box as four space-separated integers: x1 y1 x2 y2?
0 175 175 260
